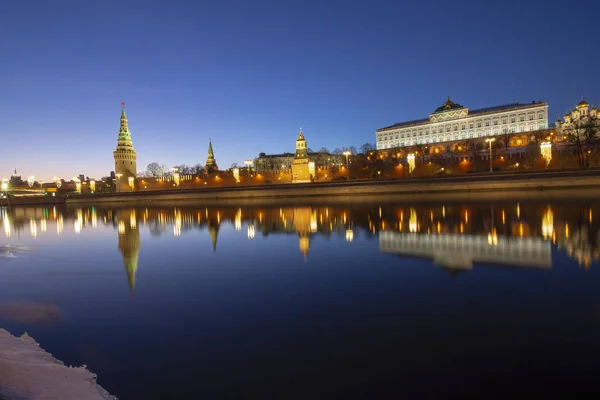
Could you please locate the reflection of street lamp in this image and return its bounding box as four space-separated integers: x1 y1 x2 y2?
540 142 552 169
485 138 496 172
407 153 415 176
244 160 252 181
343 150 351 181
115 173 122 193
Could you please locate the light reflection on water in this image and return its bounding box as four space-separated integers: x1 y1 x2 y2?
0 201 600 398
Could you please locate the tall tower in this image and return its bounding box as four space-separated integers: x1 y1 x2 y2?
113 103 137 192
205 139 218 172
292 128 311 183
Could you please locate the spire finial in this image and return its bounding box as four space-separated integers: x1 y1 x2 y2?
122 102 125 107
447 96 451 102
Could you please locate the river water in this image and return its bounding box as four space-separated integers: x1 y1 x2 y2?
1 200 599 398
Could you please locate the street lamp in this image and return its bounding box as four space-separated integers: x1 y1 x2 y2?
485 138 496 172
1 179 8 192
343 150 351 181
115 173 122 193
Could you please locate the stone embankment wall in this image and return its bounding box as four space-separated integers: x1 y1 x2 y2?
67 170 600 206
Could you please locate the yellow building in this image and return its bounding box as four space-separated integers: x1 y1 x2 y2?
292 129 311 183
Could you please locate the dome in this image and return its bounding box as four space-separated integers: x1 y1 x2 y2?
434 96 464 113
577 99 589 107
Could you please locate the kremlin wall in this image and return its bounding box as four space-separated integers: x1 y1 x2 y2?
107 98 599 195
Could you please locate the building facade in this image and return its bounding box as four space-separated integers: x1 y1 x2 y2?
376 97 549 150
291 129 311 183
113 103 137 192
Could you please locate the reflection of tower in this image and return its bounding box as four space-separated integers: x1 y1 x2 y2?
294 207 312 260
205 139 218 172
208 217 220 253
113 103 137 192
292 129 311 183
117 209 140 298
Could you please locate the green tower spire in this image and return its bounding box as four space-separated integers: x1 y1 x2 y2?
205 138 218 172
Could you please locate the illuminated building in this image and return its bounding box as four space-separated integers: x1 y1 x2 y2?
205 139 219 172
292 129 311 183
113 103 137 192
376 97 549 150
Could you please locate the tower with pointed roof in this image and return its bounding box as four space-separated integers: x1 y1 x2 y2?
205 139 218 172
113 103 137 192
292 129 311 183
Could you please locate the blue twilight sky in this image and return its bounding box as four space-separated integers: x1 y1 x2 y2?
1 0 599 180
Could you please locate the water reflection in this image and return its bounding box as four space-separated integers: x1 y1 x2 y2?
1 201 599 287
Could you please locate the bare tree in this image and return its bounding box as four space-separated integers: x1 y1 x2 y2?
360 143 376 154
563 115 599 168
191 164 205 175
348 146 357 155
146 162 166 177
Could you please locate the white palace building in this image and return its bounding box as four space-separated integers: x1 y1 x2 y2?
376 97 549 150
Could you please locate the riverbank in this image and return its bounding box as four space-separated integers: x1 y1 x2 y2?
3 169 600 207
0 329 115 400
67 168 600 206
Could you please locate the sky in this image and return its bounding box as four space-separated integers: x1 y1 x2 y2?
1 0 599 181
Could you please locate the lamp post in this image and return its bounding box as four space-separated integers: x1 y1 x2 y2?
115 173 122 193
343 150 351 181
485 138 496 172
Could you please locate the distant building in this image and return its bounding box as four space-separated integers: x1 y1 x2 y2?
376 97 549 150
205 139 218 172
555 99 598 128
291 129 311 183
113 103 137 192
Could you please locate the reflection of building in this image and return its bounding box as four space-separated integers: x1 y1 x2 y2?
376 97 549 150
557 225 600 269
205 139 218 172
293 207 313 259
292 129 311 183
379 232 551 271
117 209 140 297
113 103 137 192
208 219 220 252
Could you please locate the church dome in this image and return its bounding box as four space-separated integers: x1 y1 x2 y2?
577 99 589 107
434 96 464 113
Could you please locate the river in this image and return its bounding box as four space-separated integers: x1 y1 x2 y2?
1 200 599 398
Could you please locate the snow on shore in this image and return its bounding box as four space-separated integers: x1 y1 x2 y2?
0 328 116 400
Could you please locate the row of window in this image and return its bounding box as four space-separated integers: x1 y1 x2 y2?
377 122 546 149
378 111 546 142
